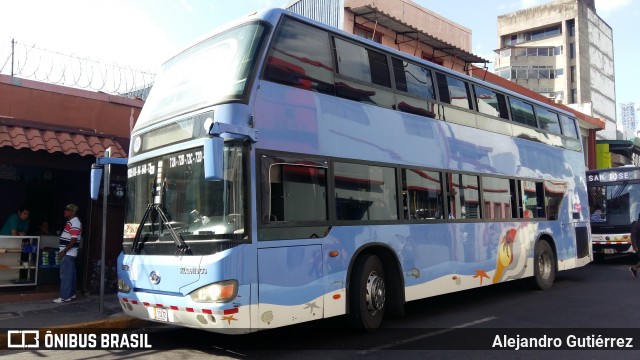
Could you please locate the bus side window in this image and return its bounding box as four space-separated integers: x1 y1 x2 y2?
260 155 328 223
446 173 480 219
535 106 561 135
435 73 472 110
263 18 334 94
481 176 513 219
521 180 546 219
402 168 443 220
392 58 437 118
334 38 394 109
474 85 509 120
509 97 537 128
559 114 579 138
334 162 397 221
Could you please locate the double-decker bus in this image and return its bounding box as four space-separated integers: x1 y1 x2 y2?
114 8 591 333
587 166 640 261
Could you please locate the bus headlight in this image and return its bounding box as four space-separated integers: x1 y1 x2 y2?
118 277 131 293
189 280 238 303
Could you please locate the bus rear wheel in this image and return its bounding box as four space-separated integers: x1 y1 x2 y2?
349 254 386 331
529 239 556 290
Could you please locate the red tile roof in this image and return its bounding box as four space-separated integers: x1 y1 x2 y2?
0 124 127 158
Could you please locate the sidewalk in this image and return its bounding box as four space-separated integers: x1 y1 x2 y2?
0 286 155 349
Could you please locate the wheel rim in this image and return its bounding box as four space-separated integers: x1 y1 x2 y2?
365 271 385 314
537 251 552 279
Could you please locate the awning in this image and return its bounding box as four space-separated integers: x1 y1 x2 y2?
348 5 489 65
0 124 127 158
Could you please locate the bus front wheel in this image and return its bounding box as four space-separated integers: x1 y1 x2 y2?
529 239 556 290
349 254 385 331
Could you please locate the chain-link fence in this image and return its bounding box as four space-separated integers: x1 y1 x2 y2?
0 39 155 100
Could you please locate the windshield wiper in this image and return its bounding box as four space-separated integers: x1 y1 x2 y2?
131 204 153 254
131 203 192 255
153 204 192 255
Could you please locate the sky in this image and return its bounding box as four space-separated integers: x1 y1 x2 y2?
0 0 637 114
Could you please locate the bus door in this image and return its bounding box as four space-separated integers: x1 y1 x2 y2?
257 245 324 329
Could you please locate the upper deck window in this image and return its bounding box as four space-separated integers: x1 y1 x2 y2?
474 85 508 119
436 73 472 110
560 114 579 138
392 58 435 100
508 97 537 128
334 38 391 88
264 18 334 94
535 106 561 135
135 23 268 131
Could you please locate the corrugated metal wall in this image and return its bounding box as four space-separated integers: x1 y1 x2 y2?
286 0 344 29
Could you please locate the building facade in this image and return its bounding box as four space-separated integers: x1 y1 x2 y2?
495 0 616 142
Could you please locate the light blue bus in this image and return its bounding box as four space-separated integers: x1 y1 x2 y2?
115 8 591 333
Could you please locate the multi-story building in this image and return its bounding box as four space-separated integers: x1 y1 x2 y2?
495 0 616 143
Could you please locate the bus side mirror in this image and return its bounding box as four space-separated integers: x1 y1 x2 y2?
204 137 224 181
90 164 103 200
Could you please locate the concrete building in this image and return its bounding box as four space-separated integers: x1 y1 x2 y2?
495 0 616 145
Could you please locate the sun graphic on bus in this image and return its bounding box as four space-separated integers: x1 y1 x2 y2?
493 228 518 284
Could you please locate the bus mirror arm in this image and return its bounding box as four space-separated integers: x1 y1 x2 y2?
204 122 258 181
90 157 128 201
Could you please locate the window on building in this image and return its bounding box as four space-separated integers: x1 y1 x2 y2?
570 66 576 83
354 24 382 44
570 88 577 104
569 43 576 59
567 19 576 37
553 46 563 56
421 51 444 66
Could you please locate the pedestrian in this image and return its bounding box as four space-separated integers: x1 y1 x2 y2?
53 204 82 303
629 213 640 279
0 206 30 236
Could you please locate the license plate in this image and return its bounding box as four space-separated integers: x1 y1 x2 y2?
603 248 615 254
154 308 169 322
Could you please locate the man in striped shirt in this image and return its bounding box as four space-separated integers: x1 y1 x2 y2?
53 204 82 303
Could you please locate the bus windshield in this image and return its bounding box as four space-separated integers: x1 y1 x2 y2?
135 22 267 130
589 182 640 226
123 144 246 255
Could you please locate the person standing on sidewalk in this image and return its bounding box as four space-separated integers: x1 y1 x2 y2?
53 204 82 303
630 213 640 278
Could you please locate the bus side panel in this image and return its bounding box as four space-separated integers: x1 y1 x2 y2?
257 245 324 329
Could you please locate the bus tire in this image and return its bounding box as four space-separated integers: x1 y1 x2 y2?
349 254 385 331
529 239 556 290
